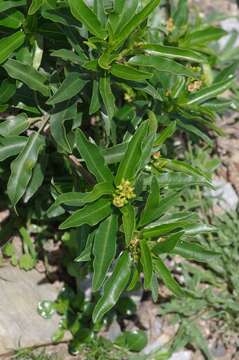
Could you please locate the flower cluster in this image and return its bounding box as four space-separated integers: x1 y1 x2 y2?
129 236 140 262
166 17 174 33
113 179 136 208
187 80 202 93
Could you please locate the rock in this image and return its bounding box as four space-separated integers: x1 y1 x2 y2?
104 319 122 342
0 266 67 355
206 178 238 213
169 350 193 360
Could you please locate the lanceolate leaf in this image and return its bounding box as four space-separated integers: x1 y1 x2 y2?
89 80 100 115
51 182 114 208
186 77 234 105
47 73 87 105
59 198 112 229
152 232 183 255
114 0 160 47
153 258 185 297
0 136 27 161
0 79 16 104
154 121 176 147
75 129 113 183
140 239 153 289
0 113 29 137
111 63 152 82
129 55 196 77
139 177 161 227
0 31 25 64
99 76 116 120
120 203 135 245
3 59 50 96
75 231 95 262
93 251 131 323
115 121 149 185
171 240 219 262
141 44 206 63
51 49 84 65
68 0 107 39
7 132 45 206
28 0 44 15
109 0 138 34
92 214 118 291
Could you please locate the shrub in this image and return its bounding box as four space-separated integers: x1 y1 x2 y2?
0 0 236 354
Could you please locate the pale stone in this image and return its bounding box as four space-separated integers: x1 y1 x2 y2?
0 266 64 355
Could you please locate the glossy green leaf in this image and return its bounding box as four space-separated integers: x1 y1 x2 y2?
115 121 149 185
51 182 114 209
7 132 45 206
68 0 107 39
0 1 26 12
75 231 95 262
114 0 160 47
109 0 138 34
186 77 234 105
99 76 116 120
171 240 219 262
129 55 196 77
102 142 128 164
28 0 44 15
50 49 84 65
47 73 87 105
75 129 114 183
154 121 176 147
153 258 185 297
156 172 210 188
3 59 50 96
50 104 77 153
120 204 135 245
0 113 29 137
0 31 25 64
140 191 180 228
93 251 131 323
140 239 153 289
181 27 227 46
23 160 45 203
0 10 24 29
92 214 118 291
142 44 206 63
139 177 161 227
59 198 112 229
89 80 100 115
111 63 152 82
152 232 183 255
115 330 147 352
0 136 27 161
0 79 16 104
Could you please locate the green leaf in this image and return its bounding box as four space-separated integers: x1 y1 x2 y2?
153 258 185 297
75 231 95 262
59 198 112 229
156 172 210 188
23 160 45 203
115 330 147 352
128 55 196 77
75 129 113 183
68 0 107 39
152 232 183 255
7 132 45 206
171 240 219 262
0 31 25 64
120 204 135 245
0 113 29 137
139 177 161 227
154 121 176 147
47 72 87 105
0 136 27 161
0 79 16 104
0 1 26 13
115 121 149 185
0 10 24 29
141 44 206 63
51 49 84 65
111 63 152 82
50 182 114 209
181 26 227 47
140 191 180 228
92 214 118 291
140 239 153 289
19 253 35 270
89 80 100 115
3 59 50 96
28 0 44 15
102 142 128 164
50 104 77 153
114 0 160 47
185 77 234 105
93 251 131 323
99 76 116 120
109 0 138 34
